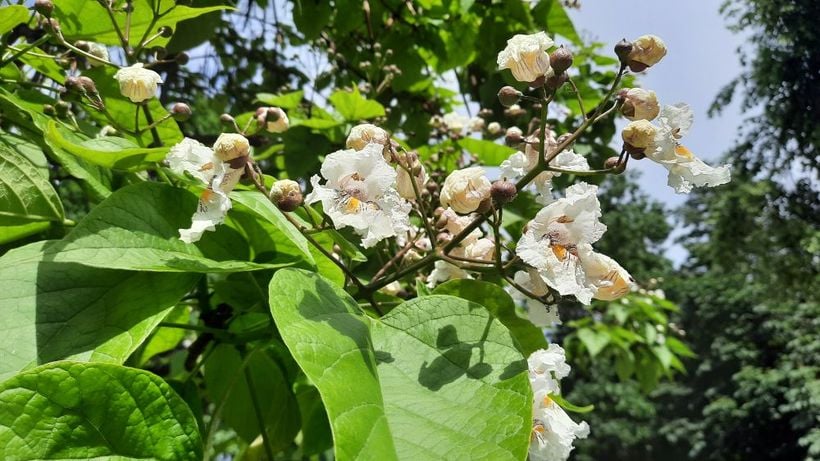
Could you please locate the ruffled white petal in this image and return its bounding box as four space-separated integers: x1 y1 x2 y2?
166 138 218 184
426 260 472 288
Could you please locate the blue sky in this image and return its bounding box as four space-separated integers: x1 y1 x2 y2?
568 1 747 262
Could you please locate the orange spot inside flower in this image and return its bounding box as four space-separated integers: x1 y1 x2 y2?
552 244 568 261
543 395 553 406
199 162 214 172
200 188 215 202
675 145 694 159
343 197 362 214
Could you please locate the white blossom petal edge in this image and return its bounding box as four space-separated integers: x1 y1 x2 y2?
306 143 411 248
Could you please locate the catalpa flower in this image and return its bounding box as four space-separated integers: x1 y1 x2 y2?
114 63 162 103
527 346 589 461
516 183 608 304
648 104 731 193
440 167 492 214
497 32 554 82
306 143 411 248
426 260 472 288
166 134 250 243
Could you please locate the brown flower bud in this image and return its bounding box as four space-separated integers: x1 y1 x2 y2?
505 127 524 147
549 46 574 74
175 52 189 65
498 86 522 107
77 76 97 95
604 156 626 173
491 180 517 205
171 102 192 121
43 104 55 115
158 26 173 38
614 39 633 64
75 41 91 52
269 179 303 212
528 75 546 88
63 76 81 93
34 0 54 17
545 71 568 90
219 113 235 126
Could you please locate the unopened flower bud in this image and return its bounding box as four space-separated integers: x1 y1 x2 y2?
621 119 656 151
269 179 303 212
158 26 173 38
55 101 71 118
85 42 109 67
34 0 53 17
219 113 235 126
619 88 660 121
505 126 524 146
43 104 55 115
175 52 190 65
491 180 517 205
604 156 626 173
498 86 522 107
549 46 574 74
487 121 502 135
346 123 389 152
257 107 289 133
397 162 427 201
45 18 60 33
478 108 493 118
614 39 633 64
64 76 81 93
440 167 492 214
213 133 250 161
504 104 526 118
544 70 568 90
627 35 667 72
75 41 91 52
113 63 162 103
77 76 97 95
171 102 192 121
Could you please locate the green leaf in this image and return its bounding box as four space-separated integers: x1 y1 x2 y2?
269 269 531 461
204 345 300 450
433 279 548 355
549 393 594 414
54 0 230 48
665 337 696 358
533 0 582 45
138 305 191 365
0 241 198 381
256 90 304 110
329 88 386 121
457 138 517 166
576 328 610 357
46 182 290 272
292 0 332 41
0 5 28 36
230 190 314 266
0 142 64 223
0 361 202 460
45 119 170 170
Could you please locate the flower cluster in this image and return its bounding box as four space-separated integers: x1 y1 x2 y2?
527 346 589 461
165 134 250 243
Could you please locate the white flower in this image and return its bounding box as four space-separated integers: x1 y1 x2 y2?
578 245 635 301
426 260 472 288
511 269 561 326
516 183 606 304
528 345 571 397
499 147 590 203
530 401 590 461
497 32 555 82
441 207 482 244
213 133 251 162
166 138 246 243
113 63 162 103
620 88 660 121
464 237 495 261
86 42 109 67
440 166 492 214
305 143 411 248
442 112 471 134
527 345 589 461
648 104 731 193
627 35 668 70
346 123 389 152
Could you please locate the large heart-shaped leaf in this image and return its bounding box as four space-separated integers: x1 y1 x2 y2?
434 279 548 355
46 181 295 272
0 241 198 381
0 361 202 460
0 142 64 223
268 269 531 461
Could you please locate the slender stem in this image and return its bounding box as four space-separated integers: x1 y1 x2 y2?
0 34 50 68
244 364 276 461
140 112 172 132
371 240 415 283
124 0 133 51
366 253 438 293
101 0 130 57
0 79 60 91
141 103 163 146
567 78 587 119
